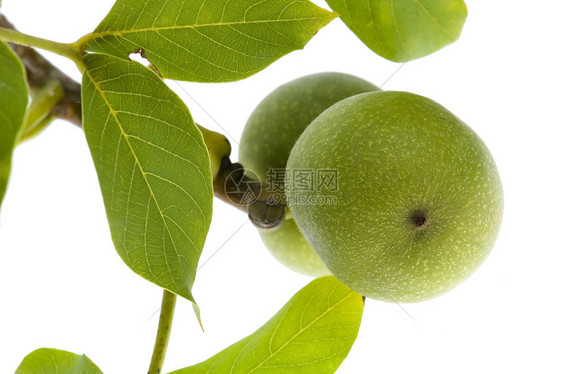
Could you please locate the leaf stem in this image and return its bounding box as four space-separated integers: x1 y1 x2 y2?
148 290 177 374
0 26 82 66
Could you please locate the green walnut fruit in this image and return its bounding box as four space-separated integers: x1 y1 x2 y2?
286 91 503 302
239 72 380 276
259 218 331 276
240 72 380 181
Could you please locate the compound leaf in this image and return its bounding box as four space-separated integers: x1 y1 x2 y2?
326 0 467 62
82 0 336 82
82 53 213 303
16 348 103 374
170 276 364 373
0 41 28 211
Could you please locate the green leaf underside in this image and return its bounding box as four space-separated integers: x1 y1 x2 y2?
82 53 213 302
16 348 103 374
0 41 28 211
171 276 364 374
83 0 336 82
326 0 467 62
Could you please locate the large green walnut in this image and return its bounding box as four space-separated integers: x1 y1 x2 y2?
239 72 380 276
286 91 503 301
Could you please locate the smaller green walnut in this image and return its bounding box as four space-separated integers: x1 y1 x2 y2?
260 218 329 277
239 72 380 181
239 72 380 276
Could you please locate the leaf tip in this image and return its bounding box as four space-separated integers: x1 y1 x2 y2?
192 302 204 332
322 9 339 25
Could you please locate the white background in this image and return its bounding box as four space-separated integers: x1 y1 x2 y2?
1 0 561 373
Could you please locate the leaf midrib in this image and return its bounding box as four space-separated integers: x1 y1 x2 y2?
390 0 409 55
245 290 356 373
412 0 457 40
88 15 334 40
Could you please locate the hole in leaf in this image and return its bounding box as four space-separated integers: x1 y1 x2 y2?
128 49 151 68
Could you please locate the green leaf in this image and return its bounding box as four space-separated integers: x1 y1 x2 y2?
82 0 336 82
81 53 213 303
16 348 103 374
326 0 467 62
170 276 364 373
0 41 28 211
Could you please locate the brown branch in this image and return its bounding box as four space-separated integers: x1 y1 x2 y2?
0 13 82 125
0 13 285 229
